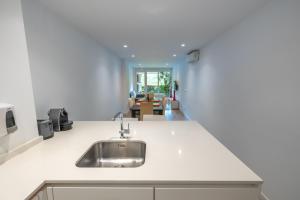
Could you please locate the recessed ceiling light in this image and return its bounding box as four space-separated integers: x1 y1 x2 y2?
166 63 169 66
131 54 136 58
173 54 177 57
180 43 186 47
123 44 128 48
139 64 142 66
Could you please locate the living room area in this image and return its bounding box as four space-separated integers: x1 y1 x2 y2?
123 65 187 121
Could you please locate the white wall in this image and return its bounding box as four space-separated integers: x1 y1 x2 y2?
178 0 300 200
0 0 38 154
22 0 126 121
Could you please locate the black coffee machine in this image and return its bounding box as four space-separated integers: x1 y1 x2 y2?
48 108 73 132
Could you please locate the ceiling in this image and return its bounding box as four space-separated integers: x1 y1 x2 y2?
38 0 268 65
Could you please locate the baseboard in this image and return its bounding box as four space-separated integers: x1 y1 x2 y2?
260 192 270 200
0 136 43 164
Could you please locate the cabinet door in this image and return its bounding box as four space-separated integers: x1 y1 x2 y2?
155 187 260 200
30 190 48 200
52 187 153 200
30 195 39 200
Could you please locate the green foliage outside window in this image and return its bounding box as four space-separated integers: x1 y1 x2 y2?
159 72 171 95
136 71 171 95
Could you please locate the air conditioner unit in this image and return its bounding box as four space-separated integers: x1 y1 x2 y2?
186 49 200 63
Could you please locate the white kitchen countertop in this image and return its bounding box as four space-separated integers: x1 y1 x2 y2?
0 121 262 200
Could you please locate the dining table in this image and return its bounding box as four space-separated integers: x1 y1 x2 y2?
130 104 164 118
136 98 161 103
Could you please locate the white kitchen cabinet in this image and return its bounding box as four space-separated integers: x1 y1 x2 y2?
30 188 50 200
52 187 153 200
155 187 260 200
30 195 39 200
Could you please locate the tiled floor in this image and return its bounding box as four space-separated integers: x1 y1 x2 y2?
165 110 188 121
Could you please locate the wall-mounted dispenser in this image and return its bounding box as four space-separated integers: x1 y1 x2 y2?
0 103 18 138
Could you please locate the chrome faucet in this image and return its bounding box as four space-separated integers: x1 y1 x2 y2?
119 114 130 139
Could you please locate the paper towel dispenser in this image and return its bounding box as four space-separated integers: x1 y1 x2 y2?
0 103 17 138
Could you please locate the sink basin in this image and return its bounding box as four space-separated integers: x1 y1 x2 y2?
76 140 146 168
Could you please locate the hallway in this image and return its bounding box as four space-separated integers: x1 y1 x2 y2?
165 110 188 121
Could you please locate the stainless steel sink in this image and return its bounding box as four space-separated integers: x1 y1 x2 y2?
76 140 146 168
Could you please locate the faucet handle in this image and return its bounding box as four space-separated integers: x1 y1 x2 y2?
120 121 123 130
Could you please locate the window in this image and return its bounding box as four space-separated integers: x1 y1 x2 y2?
136 72 145 93
147 72 159 86
135 69 171 96
158 71 171 95
147 72 159 93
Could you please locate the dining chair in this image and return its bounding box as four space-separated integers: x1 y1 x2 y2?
143 115 167 121
148 93 155 101
162 96 168 115
127 98 135 117
128 98 135 108
140 102 153 121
